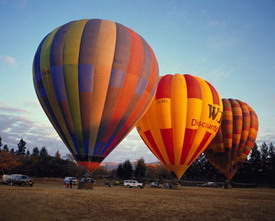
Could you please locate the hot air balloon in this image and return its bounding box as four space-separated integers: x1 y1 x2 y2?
136 74 223 179
205 98 259 180
33 19 159 173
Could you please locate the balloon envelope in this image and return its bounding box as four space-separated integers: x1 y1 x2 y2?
205 98 259 180
33 19 159 172
136 74 223 179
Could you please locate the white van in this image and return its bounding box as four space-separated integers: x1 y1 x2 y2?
123 180 144 188
64 177 78 185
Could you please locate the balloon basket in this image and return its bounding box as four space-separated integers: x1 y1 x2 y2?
223 180 232 189
78 182 94 190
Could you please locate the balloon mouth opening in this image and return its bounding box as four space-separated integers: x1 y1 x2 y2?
77 161 100 173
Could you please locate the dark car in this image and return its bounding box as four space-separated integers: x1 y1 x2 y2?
7 174 33 187
80 177 96 184
150 182 162 188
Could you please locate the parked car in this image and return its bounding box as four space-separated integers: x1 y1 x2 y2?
7 174 33 187
80 177 95 184
198 182 218 187
106 180 121 187
64 177 78 185
150 182 162 188
123 180 144 188
1 174 12 184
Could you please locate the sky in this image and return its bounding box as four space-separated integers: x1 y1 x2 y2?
0 0 275 163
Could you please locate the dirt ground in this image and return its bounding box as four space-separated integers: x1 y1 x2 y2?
0 183 274 221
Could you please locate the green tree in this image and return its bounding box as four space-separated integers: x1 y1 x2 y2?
260 143 269 183
267 143 275 184
40 147 49 158
134 158 146 180
3 144 9 152
122 160 133 179
249 143 261 183
32 147 39 157
0 137 2 151
10 148 15 154
17 138 26 155
116 164 124 179
55 150 61 159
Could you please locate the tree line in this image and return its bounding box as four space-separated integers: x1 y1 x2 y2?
0 138 85 177
0 137 274 185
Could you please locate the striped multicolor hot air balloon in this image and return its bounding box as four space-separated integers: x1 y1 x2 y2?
136 74 223 179
205 98 259 180
33 19 159 173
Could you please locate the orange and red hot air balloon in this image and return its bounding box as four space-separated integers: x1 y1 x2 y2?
33 19 159 173
136 74 223 179
205 98 259 180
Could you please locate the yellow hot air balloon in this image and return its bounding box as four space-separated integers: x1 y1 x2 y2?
136 74 223 179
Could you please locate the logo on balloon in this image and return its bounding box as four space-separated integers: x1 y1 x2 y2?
191 119 219 132
191 104 222 132
208 104 222 122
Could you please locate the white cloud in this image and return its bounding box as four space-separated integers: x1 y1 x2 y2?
0 102 27 113
0 113 66 154
207 35 239 53
105 129 158 163
204 68 232 83
0 101 67 156
256 133 275 145
1 55 17 67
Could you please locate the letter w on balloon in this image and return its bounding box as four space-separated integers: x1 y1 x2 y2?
208 104 222 123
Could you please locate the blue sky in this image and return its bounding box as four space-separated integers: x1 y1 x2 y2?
0 0 274 163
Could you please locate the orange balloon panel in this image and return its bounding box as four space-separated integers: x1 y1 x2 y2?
205 99 259 180
136 74 223 179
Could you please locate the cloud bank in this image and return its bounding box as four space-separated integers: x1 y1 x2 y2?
0 102 157 163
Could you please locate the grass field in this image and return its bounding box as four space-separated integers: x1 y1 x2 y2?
0 183 274 221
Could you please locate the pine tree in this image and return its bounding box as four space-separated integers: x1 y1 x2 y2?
134 158 146 180
40 147 49 158
10 148 15 154
0 137 2 152
3 144 9 152
260 142 269 183
267 143 275 184
249 143 261 183
122 160 133 179
17 139 26 155
116 164 124 179
32 147 39 157
55 150 61 159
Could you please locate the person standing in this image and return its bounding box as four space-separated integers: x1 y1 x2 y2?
69 179 73 189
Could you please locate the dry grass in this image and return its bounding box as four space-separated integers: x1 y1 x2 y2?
0 184 274 221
